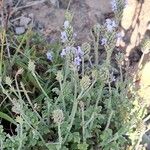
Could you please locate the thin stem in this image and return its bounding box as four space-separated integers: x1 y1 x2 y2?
67 0 72 11
60 82 66 112
55 81 66 112
58 123 62 149
18 123 23 150
63 77 83 143
144 114 150 123
11 32 28 65
119 65 123 82
81 106 86 143
105 110 114 130
88 85 104 128
94 34 99 66
82 57 85 76
0 30 5 78
64 55 69 83
32 72 51 101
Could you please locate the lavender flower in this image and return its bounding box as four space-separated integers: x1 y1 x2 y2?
101 38 107 45
105 19 117 32
61 31 68 43
111 0 117 11
75 46 84 56
116 32 123 41
46 51 53 61
64 20 69 29
74 57 82 66
60 49 67 57
60 46 71 57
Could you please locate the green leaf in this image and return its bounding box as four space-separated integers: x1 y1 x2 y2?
73 132 81 143
0 111 17 125
77 143 89 150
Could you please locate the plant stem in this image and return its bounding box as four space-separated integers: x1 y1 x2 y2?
32 72 51 101
58 123 62 149
81 105 86 143
0 30 5 79
94 35 99 66
18 123 23 150
105 110 114 130
82 57 85 76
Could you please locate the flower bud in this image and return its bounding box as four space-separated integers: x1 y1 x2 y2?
80 75 91 90
56 71 63 82
52 109 64 124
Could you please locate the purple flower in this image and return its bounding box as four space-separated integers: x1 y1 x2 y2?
60 49 67 57
61 31 68 43
106 19 112 25
74 57 82 66
101 38 107 45
64 20 69 29
105 19 117 32
75 46 84 56
116 32 123 40
111 0 117 11
46 51 53 61
60 46 71 57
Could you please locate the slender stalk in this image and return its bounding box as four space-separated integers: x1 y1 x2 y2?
67 0 72 11
82 57 85 76
11 32 28 65
32 72 51 101
58 123 62 149
105 110 114 130
81 105 86 143
60 82 66 112
94 34 99 66
18 123 23 150
55 80 66 112
86 85 104 128
0 30 5 78
63 75 82 143
119 65 123 82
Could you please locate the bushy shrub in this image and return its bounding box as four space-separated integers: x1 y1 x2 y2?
0 0 150 150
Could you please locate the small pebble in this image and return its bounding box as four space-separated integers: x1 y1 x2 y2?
20 16 31 27
15 27 25 35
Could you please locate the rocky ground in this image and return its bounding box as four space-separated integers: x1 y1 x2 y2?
3 0 112 43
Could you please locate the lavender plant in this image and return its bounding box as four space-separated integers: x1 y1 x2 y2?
0 0 149 150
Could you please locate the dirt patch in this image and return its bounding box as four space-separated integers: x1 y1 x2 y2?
4 0 111 43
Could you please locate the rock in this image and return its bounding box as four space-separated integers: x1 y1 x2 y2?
120 0 150 57
15 27 25 35
20 16 31 28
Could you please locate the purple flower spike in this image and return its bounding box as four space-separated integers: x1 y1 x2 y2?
111 0 117 11
61 31 68 43
101 38 107 45
46 51 53 61
60 46 71 57
60 49 66 57
105 19 117 32
77 46 84 56
74 57 82 66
